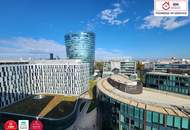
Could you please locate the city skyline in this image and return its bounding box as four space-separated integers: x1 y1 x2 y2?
0 0 190 59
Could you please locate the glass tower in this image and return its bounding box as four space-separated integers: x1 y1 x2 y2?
65 32 95 76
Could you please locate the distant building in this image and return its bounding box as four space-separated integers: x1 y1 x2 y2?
50 53 54 60
145 72 190 95
103 59 136 78
144 62 155 70
144 58 190 72
65 32 95 76
0 60 89 108
97 74 190 130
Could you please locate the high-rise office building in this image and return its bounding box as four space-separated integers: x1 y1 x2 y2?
50 53 54 60
65 32 95 76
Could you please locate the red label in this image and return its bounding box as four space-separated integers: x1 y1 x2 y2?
30 120 43 130
4 120 18 130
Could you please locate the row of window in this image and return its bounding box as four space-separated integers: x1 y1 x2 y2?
100 91 190 130
115 100 190 130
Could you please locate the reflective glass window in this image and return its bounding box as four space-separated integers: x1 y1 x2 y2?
140 109 144 120
146 126 151 130
134 107 139 118
182 118 189 129
153 112 159 123
159 114 164 124
146 111 152 123
120 114 125 122
167 115 173 127
174 116 181 129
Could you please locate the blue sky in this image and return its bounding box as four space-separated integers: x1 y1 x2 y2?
0 0 190 59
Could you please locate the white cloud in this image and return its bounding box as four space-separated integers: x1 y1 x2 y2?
95 48 128 60
100 3 129 25
0 37 129 60
0 37 66 59
141 12 190 30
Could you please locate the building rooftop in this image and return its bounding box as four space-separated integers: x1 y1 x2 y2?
0 59 87 65
97 74 190 118
0 60 29 65
110 74 137 86
64 31 95 37
29 59 84 65
146 71 190 77
0 94 78 119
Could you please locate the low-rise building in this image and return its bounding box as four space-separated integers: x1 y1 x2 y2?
103 59 136 78
145 72 190 95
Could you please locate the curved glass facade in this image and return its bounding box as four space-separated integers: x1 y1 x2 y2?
65 32 95 76
97 91 190 130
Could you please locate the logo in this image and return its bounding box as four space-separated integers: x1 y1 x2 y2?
4 120 17 130
30 120 43 130
19 120 29 130
162 1 170 10
154 0 188 16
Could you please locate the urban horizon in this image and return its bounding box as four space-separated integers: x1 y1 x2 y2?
0 1 190 130
0 0 190 60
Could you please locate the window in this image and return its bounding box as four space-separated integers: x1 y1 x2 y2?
121 103 125 113
146 111 152 123
167 115 173 127
153 112 159 123
174 116 181 129
146 126 151 130
140 109 144 120
134 107 139 118
120 114 125 122
182 118 189 129
159 114 164 124
134 121 139 128
128 105 134 117
152 127 158 130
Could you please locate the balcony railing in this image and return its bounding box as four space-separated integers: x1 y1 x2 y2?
107 78 143 94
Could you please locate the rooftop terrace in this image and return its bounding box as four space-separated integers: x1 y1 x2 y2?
0 94 77 119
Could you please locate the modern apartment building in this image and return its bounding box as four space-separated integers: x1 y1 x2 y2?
145 72 190 96
144 62 190 73
103 60 136 77
65 32 95 76
154 64 190 72
97 74 190 130
0 60 89 108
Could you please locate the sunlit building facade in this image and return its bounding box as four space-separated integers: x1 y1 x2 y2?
145 72 190 96
97 74 190 130
65 32 95 76
0 60 89 108
103 60 136 78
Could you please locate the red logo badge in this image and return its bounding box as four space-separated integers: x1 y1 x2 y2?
4 120 18 130
30 120 43 130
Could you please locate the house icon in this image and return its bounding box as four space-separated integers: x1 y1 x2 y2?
162 1 170 10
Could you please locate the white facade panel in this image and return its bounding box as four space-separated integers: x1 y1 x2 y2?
0 60 89 108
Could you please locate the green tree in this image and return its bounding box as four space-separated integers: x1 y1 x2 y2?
136 61 144 82
88 80 97 99
95 62 103 71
